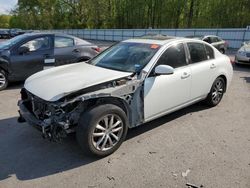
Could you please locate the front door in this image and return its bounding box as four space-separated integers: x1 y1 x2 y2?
144 43 191 121
10 35 54 80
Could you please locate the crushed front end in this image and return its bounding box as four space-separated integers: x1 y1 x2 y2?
18 88 80 141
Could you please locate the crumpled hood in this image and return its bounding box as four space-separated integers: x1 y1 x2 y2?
24 63 132 101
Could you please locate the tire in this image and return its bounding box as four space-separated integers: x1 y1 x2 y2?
205 77 225 107
76 104 128 157
0 69 8 91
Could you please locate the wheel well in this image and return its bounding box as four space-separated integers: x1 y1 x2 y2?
83 97 130 117
218 75 227 92
77 57 91 62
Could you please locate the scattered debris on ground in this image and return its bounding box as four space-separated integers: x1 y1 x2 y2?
107 176 115 181
182 169 191 177
149 151 157 154
171 172 178 178
186 182 204 188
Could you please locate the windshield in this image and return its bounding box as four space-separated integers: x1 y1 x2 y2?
88 42 161 73
0 35 27 50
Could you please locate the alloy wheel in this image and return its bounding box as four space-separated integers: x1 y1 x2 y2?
0 72 6 89
92 114 124 151
211 79 224 104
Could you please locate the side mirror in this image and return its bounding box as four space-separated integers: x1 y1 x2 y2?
18 46 29 54
154 65 174 75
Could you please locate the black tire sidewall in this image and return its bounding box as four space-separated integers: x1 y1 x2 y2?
0 69 8 91
76 104 128 157
206 77 225 106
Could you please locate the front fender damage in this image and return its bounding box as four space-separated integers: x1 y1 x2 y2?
21 75 145 141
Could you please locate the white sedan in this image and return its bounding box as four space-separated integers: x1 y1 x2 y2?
18 36 233 157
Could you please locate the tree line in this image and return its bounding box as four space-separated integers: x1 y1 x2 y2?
4 0 250 29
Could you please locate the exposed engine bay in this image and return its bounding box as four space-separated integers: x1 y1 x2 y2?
18 73 145 141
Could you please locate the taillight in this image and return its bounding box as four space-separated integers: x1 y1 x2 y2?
230 59 233 64
92 47 101 53
225 41 229 47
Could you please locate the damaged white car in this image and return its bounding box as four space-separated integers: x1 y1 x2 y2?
18 36 233 157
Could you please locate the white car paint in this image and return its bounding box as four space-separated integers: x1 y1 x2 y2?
142 39 233 122
24 62 132 101
144 65 191 121
24 38 233 122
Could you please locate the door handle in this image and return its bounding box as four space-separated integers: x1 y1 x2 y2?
181 72 190 79
73 49 80 53
210 63 216 69
44 54 50 58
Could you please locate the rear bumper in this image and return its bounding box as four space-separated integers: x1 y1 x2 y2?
235 55 250 64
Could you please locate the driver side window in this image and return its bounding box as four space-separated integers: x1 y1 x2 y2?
21 37 50 52
156 43 187 68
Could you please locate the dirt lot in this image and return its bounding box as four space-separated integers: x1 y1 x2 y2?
0 51 250 187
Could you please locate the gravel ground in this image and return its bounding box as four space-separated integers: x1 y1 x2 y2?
0 39 250 188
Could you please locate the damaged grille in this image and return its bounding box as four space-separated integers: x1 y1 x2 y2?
22 89 50 120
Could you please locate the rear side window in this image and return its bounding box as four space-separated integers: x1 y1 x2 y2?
157 43 187 68
211 37 220 43
55 37 74 48
187 43 208 63
205 44 215 59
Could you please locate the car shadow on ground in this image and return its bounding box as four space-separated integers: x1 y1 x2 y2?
0 102 210 181
241 76 250 84
233 64 250 73
5 81 24 91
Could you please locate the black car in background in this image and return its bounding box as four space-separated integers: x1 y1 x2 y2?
0 29 10 39
0 33 100 90
186 35 228 54
0 28 26 39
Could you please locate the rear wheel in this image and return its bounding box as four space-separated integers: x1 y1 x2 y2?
0 69 8 91
76 104 128 157
205 77 225 106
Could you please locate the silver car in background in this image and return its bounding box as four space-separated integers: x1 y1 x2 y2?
186 35 228 54
235 41 250 65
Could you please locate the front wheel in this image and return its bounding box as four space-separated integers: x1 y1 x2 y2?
76 104 128 157
0 69 8 91
205 77 225 107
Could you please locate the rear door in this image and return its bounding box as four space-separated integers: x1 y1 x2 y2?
187 42 217 99
54 36 78 66
9 35 54 80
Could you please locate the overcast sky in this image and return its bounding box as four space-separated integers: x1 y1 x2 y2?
0 0 18 14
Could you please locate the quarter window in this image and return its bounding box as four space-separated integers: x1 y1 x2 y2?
205 44 215 59
55 37 74 48
156 43 187 68
187 43 208 63
211 37 219 43
21 37 50 52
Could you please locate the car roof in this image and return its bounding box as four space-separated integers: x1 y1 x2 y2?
123 34 180 45
21 32 76 39
186 35 220 38
123 35 207 46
